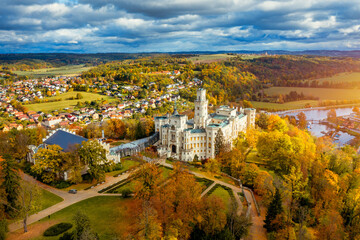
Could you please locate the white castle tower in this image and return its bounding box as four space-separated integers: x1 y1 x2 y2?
194 88 208 128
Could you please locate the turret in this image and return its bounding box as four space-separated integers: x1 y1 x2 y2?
194 88 208 128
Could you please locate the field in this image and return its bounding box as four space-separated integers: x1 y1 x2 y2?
8 196 130 240
264 87 360 101
13 65 92 77
189 54 237 63
251 100 319 111
24 91 115 112
312 72 360 84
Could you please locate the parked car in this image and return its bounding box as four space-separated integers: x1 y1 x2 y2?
68 189 77 194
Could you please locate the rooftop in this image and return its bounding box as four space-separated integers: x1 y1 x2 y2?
44 129 87 152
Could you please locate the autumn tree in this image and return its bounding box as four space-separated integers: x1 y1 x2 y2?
78 140 111 182
104 119 125 139
17 181 41 233
198 196 227 236
0 154 20 216
73 211 98 240
327 109 337 122
32 145 64 183
297 112 307 129
256 112 269 130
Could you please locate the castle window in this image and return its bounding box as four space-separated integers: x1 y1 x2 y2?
208 143 211 147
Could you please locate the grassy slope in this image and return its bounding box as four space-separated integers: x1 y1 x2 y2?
14 65 92 77
106 159 141 177
39 188 64 212
24 91 115 112
209 185 232 211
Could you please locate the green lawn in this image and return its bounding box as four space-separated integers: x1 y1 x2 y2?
39 188 64 213
24 91 115 112
106 159 141 177
110 166 173 193
14 65 92 77
209 185 232 211
264 87 360 101
27 196 129 240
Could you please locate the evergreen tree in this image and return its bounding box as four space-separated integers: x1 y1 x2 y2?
0 154 20 215
264 188 283 232
215 129 225 156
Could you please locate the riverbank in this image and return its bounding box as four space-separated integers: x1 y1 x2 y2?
272 103 360 115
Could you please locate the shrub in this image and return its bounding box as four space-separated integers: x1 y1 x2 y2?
121 188 132 198
59 232 74 240
43 223 73 236
53 181 72 189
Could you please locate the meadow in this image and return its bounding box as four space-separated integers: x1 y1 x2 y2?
189 54 237 63
24 91 116 112
13 65 92 78
264 87 360 101
251 100 319 111
312 72 360 84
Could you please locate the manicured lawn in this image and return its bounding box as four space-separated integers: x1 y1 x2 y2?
18 196 130 240
106 159 141 177
110 165 173 193
24 91 115 112
209 185 232 211
39 188 64 213
264 87 360 101
14 64 92 77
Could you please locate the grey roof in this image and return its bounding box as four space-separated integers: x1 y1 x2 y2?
211 114 229 120
44 130 88 152
109 135 152 152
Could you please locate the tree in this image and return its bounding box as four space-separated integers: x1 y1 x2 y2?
297 112 307 129
76 93 83 99
264 188 283 232
199 196 227 236
256 112 269 130
327 109 337 122
32 145 64 183
17 181 41 233
353 106 360 116
78 140 111 182
0 219 7 240
215 129 225 156
73 211 98 240
204 158 221 174
0 154 20 216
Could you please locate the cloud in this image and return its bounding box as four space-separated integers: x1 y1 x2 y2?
1 0 360 53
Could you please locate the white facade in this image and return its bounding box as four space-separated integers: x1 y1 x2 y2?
155 88 255 161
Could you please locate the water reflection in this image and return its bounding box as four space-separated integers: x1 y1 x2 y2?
276 107 355 146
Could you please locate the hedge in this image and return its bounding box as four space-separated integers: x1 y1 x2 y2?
43 223 73 236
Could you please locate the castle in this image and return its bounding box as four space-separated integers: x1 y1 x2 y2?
155 88 255 161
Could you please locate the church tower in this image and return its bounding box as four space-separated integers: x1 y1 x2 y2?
194 88 208 128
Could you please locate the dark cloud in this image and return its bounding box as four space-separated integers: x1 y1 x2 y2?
1 0 360 53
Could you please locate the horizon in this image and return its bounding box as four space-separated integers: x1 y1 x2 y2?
2 0 360 53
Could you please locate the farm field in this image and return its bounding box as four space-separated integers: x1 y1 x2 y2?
7 196 130 240
189 54 237 63
264 87 360 101
13 65 92 77
24 91 115 112
312 72 360 83
251 100 318 111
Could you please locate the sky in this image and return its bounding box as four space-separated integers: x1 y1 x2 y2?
1 0 360 53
